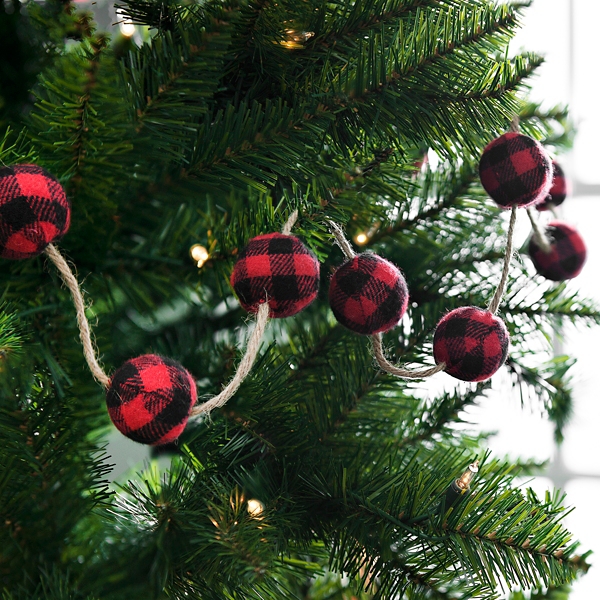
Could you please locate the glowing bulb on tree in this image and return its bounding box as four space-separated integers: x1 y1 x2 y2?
455 460 479 491
247 499 264 518
119 20 136 38
189 244 209 268
443 460 479 511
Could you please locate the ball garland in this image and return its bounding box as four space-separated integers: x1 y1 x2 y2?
433 307 509 382
106 355 197 445
4 148 575 440
230 232 320 318
536 160 567 212
528 221 587 281
0 164 71 259
328 253 409 335
479 132 553 209
327 214 513 383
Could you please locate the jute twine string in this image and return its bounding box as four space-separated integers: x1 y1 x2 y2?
281 209 299 236
526 207 553 255
371 334 446 378
329 220 356 259
328 219 445 379
488 205 518 315
44 243 111 388
191 210 299 417
190 301 270 416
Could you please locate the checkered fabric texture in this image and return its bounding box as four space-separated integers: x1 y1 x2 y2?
528 221 586 281
328 253 409 335
537 160 568 211
231 233 320 318
0 164 70 259
433 307 509 382
106 355 197 445
479 132 552 209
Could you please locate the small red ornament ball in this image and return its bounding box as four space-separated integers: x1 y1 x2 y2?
106 355 197 445
0 164 71 259
537 161 568 211
433 307 509 382
231 233 320 318
528 221 586 281
479 132 552 209
328 253 409 335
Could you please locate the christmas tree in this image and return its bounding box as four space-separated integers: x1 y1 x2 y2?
1 1 597 598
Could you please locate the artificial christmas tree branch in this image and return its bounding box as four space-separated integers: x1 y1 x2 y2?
396 384 490 449
368 166 478 245
0 0 596 597
122 24 231 141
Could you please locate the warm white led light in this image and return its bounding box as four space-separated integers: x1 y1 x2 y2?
189 244 209 268
455 460 479 491
119 22 136 38
355 233 368 245
247 498 265 518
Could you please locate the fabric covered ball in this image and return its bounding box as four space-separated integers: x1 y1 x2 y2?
106 355 197 445
0 164 70 259
536 160 568 211
479 132 553 209
328 253 409 335
528 221 586 281
433 307 509 382
231 232 320 318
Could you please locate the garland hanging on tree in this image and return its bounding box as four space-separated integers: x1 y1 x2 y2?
0 127 587 446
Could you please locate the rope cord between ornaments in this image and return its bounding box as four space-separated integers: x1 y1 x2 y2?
45 211 299 417
45 244 111 388
526 207 553 254
488 205 517 315
46 202 518 401
330 220 446 378
190 209 299 417
329 209 518 379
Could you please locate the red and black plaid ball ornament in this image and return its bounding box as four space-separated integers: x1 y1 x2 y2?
106 355 197 445
231 232 320 318
329 253 409 335
0 164 71 259
537 160 568 211
433 307 509 382
479 132 553 209
528 221 586 281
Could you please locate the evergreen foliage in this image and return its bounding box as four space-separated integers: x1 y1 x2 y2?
0 0 596 598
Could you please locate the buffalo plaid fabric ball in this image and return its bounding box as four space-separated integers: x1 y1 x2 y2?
0 164 70 259
106 355 197 445
433 307 509 382
537 161 568 211
231 233 320 318
328 253 409 335
528 221 586 281
479 132 552 209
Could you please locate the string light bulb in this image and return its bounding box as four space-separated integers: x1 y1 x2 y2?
443 460 479 512
279 29 314 50
120 22 136 37
247 498 264 518
117 11 136 37
189 244 209 268
455 460 479 491
355 232 368 245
